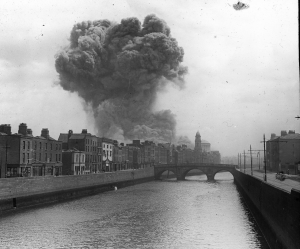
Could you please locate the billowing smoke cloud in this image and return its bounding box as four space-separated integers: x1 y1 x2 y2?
55 14 188 143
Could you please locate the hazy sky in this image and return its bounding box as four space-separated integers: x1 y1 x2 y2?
0 0 298 156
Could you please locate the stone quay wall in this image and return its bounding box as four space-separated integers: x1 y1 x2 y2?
0 167 154 213
234 170 300 249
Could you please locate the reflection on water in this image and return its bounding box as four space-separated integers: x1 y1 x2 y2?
0 172 268 249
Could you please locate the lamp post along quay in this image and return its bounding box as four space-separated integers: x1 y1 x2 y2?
248 148 264 174
242 151 252 174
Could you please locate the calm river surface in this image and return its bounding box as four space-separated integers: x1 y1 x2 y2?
0 172 269 249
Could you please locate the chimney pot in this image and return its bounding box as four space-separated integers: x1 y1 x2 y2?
18 123 27 135
281 130 287 136
41 128 50 139
0 124 12 135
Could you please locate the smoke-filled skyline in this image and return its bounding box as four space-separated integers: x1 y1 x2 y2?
55 14 188 144
0 0 298 156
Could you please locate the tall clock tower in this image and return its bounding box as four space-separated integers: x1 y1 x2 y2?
194 131 202 163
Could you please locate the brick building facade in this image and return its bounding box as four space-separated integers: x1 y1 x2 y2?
0 123 62 178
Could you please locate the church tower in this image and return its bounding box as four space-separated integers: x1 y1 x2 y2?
194 131 202 163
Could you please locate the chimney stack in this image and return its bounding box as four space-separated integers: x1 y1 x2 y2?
27 129 32 135
18 123 27 135
41 128 50 139
0 124 12 135
82 129 87 134
271 133 276 139
68 130 73 138
288 130 295 134
281 130 287 136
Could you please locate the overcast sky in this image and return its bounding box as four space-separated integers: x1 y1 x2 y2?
0 0 298 156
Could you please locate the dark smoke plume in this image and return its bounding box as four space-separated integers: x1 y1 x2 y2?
55 14 188 143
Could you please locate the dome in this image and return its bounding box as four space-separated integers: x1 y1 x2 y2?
201 140 210 144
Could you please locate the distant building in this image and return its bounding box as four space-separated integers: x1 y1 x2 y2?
201 140 211 152
58 129 101 174
143 140 156 166
113 140 122 171
209 151 221 164
102 137 114 172
62 149 85 175
194 131 202 163
266 130 300 174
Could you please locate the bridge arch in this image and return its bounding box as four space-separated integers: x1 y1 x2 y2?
212 169 234 181
181 168 208 180
155 169 177 180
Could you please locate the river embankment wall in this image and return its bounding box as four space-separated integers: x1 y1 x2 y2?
234 170 300 249
0 167 154 214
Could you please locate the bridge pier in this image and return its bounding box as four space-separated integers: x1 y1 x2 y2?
177 175 185 181
207 174 215 181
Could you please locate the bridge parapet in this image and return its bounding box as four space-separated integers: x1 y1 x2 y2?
154 163 237 181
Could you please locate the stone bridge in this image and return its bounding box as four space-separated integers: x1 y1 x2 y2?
154 163 237 181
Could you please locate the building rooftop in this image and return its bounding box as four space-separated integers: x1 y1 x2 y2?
58 133 69 143
269 133 300 141
69 134 86 140
281 133 300 140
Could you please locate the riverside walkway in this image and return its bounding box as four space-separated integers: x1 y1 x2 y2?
239 168 300 193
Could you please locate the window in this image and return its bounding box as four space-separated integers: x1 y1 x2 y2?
56 144 58 150
110 151 112 156
50 154 52 162
23 153 25 163
56 154 58 162
23 141 25 150
50 143 52 150
27 141 30 150
45 143 47 150
34 141 37 150
27 153 30 163
39 153 41 161
58 154 61 162
76 154 79 162
40 142 42 149
45 153 47 162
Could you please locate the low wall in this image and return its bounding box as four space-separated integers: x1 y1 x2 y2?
234 170 300 249
0 167 154 214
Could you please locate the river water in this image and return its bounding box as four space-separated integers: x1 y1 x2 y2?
0 172 269 249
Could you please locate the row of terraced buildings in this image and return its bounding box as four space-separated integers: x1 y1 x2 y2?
0 123 221 178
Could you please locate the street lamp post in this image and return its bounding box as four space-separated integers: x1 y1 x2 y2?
250 145 253 176
257 152 260 170
263 134 267 181
243 150 246 173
